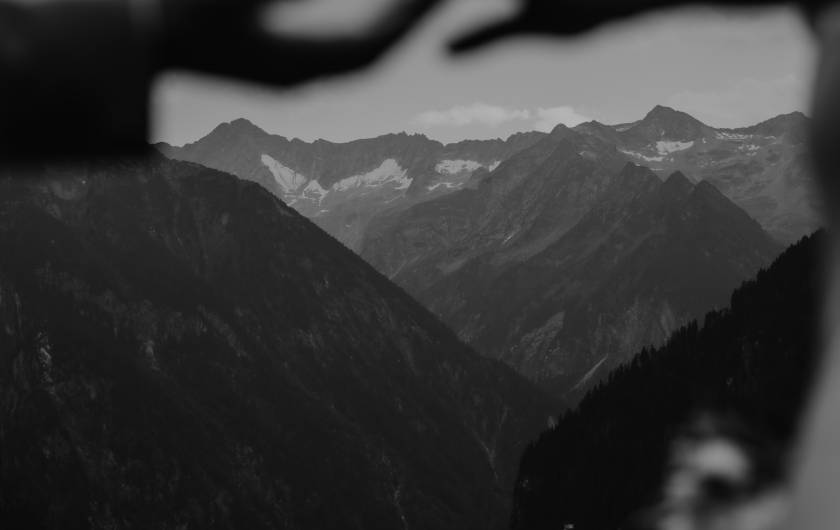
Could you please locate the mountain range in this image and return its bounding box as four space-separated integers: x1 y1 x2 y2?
157 120 544 251
158 106 818 248
362 142 781 397
158 107 819 398
579 106 816 243
0 156 553 529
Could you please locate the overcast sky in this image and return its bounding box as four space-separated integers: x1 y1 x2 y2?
152 0 816 146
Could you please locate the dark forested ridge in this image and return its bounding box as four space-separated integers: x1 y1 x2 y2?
0 156 554 530
510 232 823 530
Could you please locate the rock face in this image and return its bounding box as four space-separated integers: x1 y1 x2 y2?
0 156 553 530
360 124 782 398
157 120 544 250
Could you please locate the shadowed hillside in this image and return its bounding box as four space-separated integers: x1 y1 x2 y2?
0 156 554 530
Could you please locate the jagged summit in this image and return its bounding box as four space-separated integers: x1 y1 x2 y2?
665 170 693 186
641 105 709 126
660 170 695 198
573 120 614 133
627 105 712 142
575 120 609 130
736 111 810 141
175 107 807 151
549 123 574 135
177 118 275 149
159 105 818 253
223 117 269 136
643 104 682 120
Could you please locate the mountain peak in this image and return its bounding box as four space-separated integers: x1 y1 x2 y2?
662 171 695 197
631 106 710 141
737 111 810 140
222 118 269 137
550 123 573 135
641 105 703 126
576 120 606 129
666 170 691 183
687 179 766 230
175 118 273 151
644 105 679 119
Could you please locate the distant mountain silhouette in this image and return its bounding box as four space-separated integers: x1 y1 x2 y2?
510 232 822 530
0 155 554 530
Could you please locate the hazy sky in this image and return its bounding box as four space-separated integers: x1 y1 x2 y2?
152 0 816 146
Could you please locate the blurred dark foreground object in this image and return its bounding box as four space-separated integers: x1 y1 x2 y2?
0 0 442 161
448 0 832 51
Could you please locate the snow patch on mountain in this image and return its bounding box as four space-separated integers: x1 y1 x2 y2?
619 149 665 163
572 355 608 391
427 182 465 192
333 159 412 191
261 154 307 192
489 161 501 172
715 131 752 141
656 141 694 155
302 180 328 201
436 159 482 174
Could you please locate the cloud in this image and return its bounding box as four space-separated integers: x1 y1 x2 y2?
533 106 592 132
412 103 594 138
414 103 531 128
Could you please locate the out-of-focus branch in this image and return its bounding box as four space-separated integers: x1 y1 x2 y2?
449 0 830 52
0 0 442 160
0 0 150 161
157 0 442 86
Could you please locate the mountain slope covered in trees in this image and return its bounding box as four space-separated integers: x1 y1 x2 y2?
0 156 553 530
510 232 823 530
